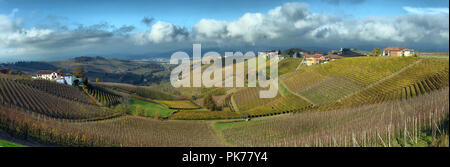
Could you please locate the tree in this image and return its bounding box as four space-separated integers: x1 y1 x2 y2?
203 94 217 111
96 77 100 82
16 70 23 76
73 67 85 78
372 48 382 56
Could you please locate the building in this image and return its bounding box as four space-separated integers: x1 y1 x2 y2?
304 54 325 66
34 71 83 86
0 69 12 74
55 74 74 85
383 47 415 57
324 54 344 61
35 70 61 80
260 50 283 60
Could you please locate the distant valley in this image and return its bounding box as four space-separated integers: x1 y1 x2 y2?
0 56 172 85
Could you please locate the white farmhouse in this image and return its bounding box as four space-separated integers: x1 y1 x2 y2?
35 70 61 80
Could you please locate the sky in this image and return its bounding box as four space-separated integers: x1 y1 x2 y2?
0 0 449 62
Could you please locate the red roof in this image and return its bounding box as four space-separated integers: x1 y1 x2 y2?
36 70 56 75
384 47 406 51
0 69 11 74
304 54 324 58
325 54 344 59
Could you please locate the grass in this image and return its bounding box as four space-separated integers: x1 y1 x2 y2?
0 140 25 147
154 100 200 109
130 99 175 118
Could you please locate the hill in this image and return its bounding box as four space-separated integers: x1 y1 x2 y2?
0 56 171 85
281 48 309 57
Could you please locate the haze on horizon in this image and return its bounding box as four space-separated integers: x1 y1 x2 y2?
0 0 448 62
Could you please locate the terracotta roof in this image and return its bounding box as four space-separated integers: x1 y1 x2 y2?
304 54 324 58
36 70 56 75
0 69 11 74
325 54 344 59
384 47 406 51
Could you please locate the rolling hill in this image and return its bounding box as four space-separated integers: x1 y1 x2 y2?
0 56 171 85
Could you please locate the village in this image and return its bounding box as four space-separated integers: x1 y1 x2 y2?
260 46 415 66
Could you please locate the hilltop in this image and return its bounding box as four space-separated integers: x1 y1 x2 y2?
0 56 172 85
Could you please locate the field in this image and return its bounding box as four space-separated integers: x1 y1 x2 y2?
0 78 114 120
94 82 174 100
218 88 449 147
0 56 448 147
129 99 175 118
417 52 449 59
0 139 24 147
154 100 200 109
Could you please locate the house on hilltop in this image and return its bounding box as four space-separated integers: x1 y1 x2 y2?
383 47 415 57
304 54 325 66
33 70 82 86
35 70 61 80
324 54 344 61
0 69 12 74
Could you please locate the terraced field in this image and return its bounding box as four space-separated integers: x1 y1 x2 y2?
231 87 275 112
0 106 225 146
218 88 449 147
154 100 200 109
338 59 449 107
94 82 174 100
0 56 448 147
298 76 364 106
85 84 122 106
0 78 113 120
17 79 91 104
282 57 418 94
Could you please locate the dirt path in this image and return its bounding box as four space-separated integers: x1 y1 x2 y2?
279 79 317 106
295 58 305 71
208 120 243 147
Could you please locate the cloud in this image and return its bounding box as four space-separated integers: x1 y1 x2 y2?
141 17 154 27
0 2 449 61
132 21 189 44
403 7 449 15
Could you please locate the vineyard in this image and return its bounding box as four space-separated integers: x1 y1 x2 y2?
0 78 113 120
17 79 91 104
297 76 364 106
94 82 174 100
0 106 224 146
0 55 448 147
219 88 449 147
337 59 449 108
84 85 122 107
281 57 418 94
154 100 200 109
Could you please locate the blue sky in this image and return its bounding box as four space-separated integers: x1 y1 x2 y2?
0 0 448 61
2 0 448 30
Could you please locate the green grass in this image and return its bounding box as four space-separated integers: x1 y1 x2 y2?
0 140 25 147
214 121 242 131
130 99 175 118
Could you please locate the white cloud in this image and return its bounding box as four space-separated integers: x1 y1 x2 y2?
0 3 449 61
145 21 188 43
403 7 449 15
